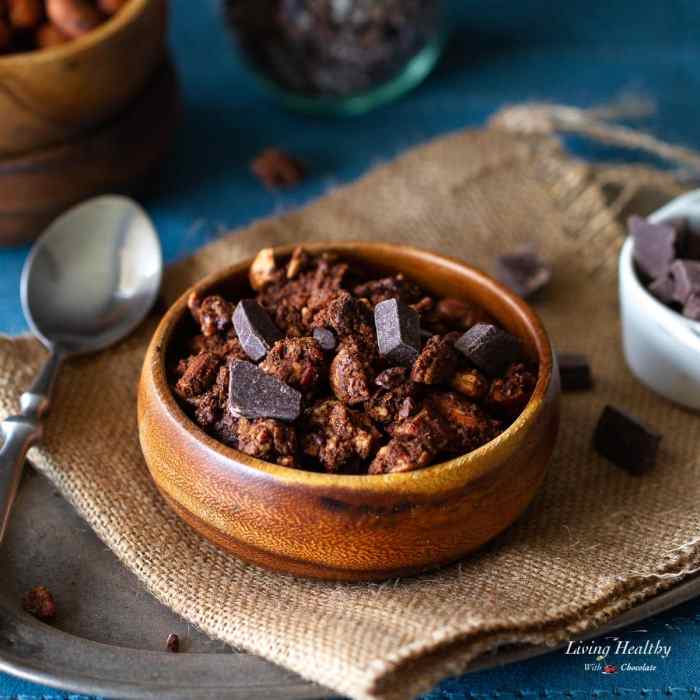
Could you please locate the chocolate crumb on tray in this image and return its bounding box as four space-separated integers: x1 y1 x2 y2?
22 585 56 621
166 633 180 653
169 247 539 475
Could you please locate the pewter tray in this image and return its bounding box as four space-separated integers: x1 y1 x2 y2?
2 467 699 700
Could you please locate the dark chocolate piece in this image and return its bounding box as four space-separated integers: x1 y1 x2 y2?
669 259 700 305
454 323 521 377
495 245 551 299
648 272 676 304
557 353 593 391
630 215 682 281
233 299 282 361
673 218 700 260
374 298 421 366
228 359 301 422
593 405 661 475
313 327 337 351
683 293 700 321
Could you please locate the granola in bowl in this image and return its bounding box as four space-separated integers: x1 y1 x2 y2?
170 247 538 475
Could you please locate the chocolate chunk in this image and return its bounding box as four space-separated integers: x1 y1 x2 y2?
233 299 283 361
374 298 421 366
557 353 593 391
629 215 682 281
683 293 700 321
313 327 337 351
495 245 551 299
593 405 661 474
648 272 676 304
682 226 700 260
669 260 700 305
228 359 301 422
454 323 522 377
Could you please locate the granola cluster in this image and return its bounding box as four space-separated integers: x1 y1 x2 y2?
171 247 538 475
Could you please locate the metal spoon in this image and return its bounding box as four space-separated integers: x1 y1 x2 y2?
0 195 162 543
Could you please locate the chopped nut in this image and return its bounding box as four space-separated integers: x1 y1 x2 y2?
22 586 56 620
249 248 279 291
487 363 537 418
329 340 373 405
188 293 234 337
175 352 220 399
410 333 459 385
433 298 491 330
375 366 408 389
303 400 381 472
354 274 423 307
287 246 310 279
429 393 502 452
366 380 419 425
259 337 325 393
369 438 433 475
237 417 298 467
450 368 489 401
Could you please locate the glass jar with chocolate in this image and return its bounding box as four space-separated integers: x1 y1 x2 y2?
224 0 445 115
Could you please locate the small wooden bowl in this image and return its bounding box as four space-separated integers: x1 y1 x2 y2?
138 243 560 581
0 0 167 157
0 58 179 246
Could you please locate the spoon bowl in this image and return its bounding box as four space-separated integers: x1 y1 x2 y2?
21 196 161 354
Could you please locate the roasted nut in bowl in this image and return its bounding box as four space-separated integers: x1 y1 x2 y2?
619 190 700 411
138 243 560 581
0 0 167 156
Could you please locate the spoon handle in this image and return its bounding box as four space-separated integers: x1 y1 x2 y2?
0 350 64 544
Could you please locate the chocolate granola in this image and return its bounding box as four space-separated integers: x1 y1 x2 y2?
170 247 538 475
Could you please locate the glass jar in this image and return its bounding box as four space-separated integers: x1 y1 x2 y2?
224 0 445 115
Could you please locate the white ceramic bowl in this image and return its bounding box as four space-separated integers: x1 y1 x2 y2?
619 189 700 411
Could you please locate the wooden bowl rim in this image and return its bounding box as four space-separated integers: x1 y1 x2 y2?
146 241 555 493
0 0 151 68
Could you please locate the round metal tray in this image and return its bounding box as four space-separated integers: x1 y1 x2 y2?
2 467 699 699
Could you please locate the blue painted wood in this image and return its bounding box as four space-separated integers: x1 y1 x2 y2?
2 0 700 696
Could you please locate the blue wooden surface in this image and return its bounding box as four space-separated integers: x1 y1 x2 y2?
2 0 700 697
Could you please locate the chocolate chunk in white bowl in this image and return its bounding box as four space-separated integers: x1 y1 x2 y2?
683 293 700 321
648 272 676 304
669 260 700 305
455 323 521 377
228 359 301 421
233 299 282 361
630 215 683 280
374 298 421 366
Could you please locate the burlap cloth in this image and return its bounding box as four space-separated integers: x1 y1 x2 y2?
2 113 700 700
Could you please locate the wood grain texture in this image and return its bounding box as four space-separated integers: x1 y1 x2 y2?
0 58 179 246
138 243 561 581
0 0 167 157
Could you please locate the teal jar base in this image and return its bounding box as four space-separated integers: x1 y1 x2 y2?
253 35 446 117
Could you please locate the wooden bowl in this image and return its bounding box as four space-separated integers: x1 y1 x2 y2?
0 0 167 157
0 58 179 246
138 243 560 581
